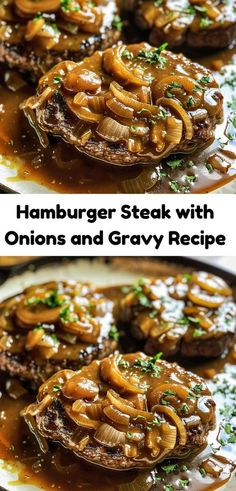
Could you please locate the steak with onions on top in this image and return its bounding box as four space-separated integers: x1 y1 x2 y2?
133 0 236 49
22 352 216 470
0 0 120 78
21 43 223 166
0 281 117 386
115 272 236 358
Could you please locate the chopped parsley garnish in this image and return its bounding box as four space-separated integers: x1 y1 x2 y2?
179 479 190 488
121 49 134 60
181 403 188 415
53 384 61 392
183 274 192 282
112 15 123 31
206 163 213 173
60 305 78 323
166 158 184 169
33 323 44 331
117 358 129 368
136 43 168 69
168 81 182 89
53 76 62 84
185 175 197 183
198 75 211 85
193 327 205 337
26 289 65 308
109 325 120 342
60 0 81 12
131 278 153 308
192 384 204 393
170 180 190 193
161 463 178 474
126 431 134 439
186 96 194 107
199 467 206 477
200 17 213 28
179 316 200 325
133 352 162 377
163 389 176 396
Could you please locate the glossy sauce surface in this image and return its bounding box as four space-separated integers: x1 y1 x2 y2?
21 43 223 166
0 0 118 55
0 46 235 193
136 0 236 48
0 284 236 491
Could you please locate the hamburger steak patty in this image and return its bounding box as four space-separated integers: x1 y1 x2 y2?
0 0 120 78
21 42 223 167
22 352 216 470
115 272 236 359
134 0 236 50
0 281 117 386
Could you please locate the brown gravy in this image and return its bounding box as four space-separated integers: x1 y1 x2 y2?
0 285 236 491
0 46 235 194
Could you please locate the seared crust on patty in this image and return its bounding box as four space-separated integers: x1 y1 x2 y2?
135 0 236 50
0 281 117 386
21 43 223 166
115 272 236 359
23 353 216 470
0 0 120 78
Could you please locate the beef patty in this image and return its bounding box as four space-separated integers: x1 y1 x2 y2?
134 0 236 50
114 271 236 359
0 0 120 78
22 352 216 470
21 42 223 166
0 281 117 386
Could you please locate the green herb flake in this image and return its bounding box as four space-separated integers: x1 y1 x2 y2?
133 352 162 377
53 384 61 392
109 325 120 342
112 15 123 31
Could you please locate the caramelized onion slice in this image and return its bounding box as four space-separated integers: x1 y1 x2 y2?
106 98 134 119
96 117 129 143
110 81 160 116
149 383 191 408
154 75 193 94
166 116 183 144
63 375 99 400
26 327 45 350
103 45 149 87
192 272 232 296
100 356 145 394
16 304 61 327
25 18 45 41
156 97 193 140
69 103 103 123
64 67 102 93
39 61 77 91
39 369 74 399
94 423 126 447
15 0 60 15
86 402 103 420
152 404 187 446
65 405 99 429
160 423 177 449
188 285 225 308
103 404 130 426
107 390 153 421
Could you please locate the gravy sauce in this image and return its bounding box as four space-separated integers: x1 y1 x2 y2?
0 46 235 194
0 285 235 491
